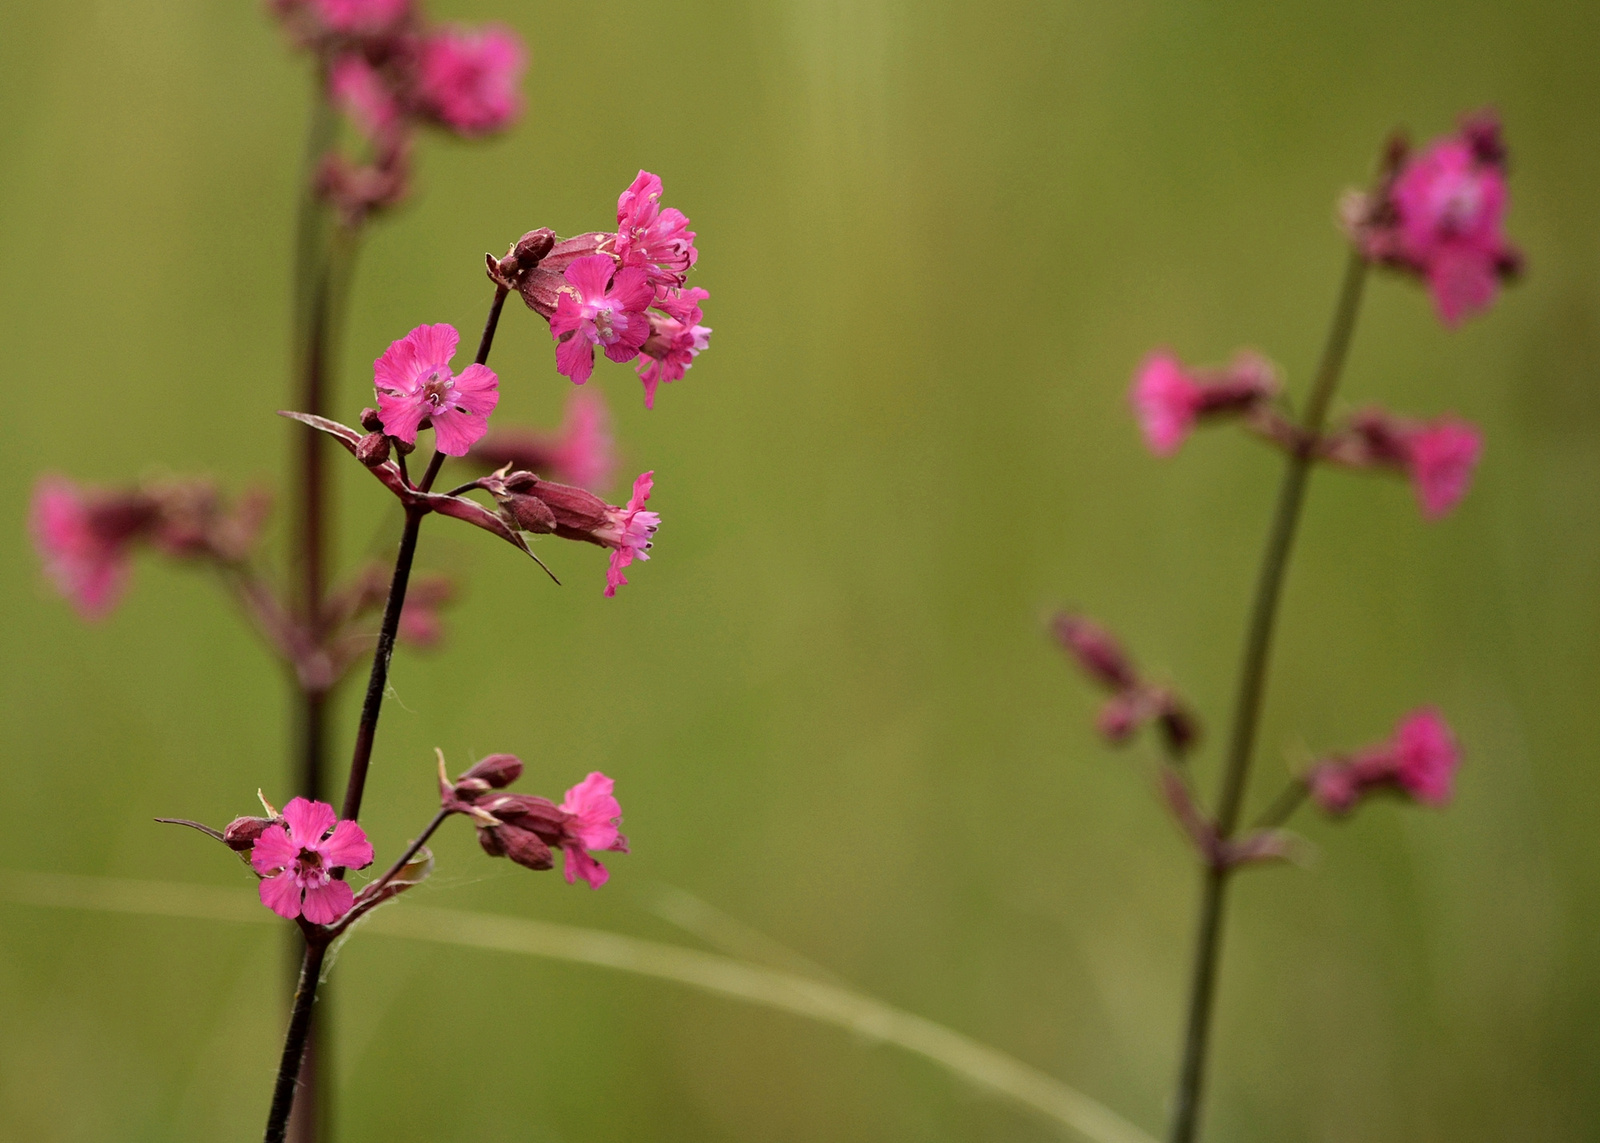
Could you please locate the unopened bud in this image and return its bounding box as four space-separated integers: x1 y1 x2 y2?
357 432 391 467
1156 696 1200 756
477 793 567 844
476 822 555 870
511 228 556 269
1052 614 1138 691
1096 693 1142 744
360 407 384 432
223 815 275 851
455 753 523 794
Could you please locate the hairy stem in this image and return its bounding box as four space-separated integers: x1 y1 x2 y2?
265 939 330 1143
1166 247 1368 1143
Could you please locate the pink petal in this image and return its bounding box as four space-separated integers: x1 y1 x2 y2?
259 871 304 919
564 254 617 302
406 323 461 370
430 408 491 457
320 819 374 870
626 471 654 514
250 823 297 875
549 293 585 340
281 797 337 844
451 363 500 411
555 332 596 385
562 845 609 889
609 266 655 315
300 879 355 925
375 389 431 445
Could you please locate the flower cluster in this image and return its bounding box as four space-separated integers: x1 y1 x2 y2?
272 0 527 224
1345 111 1522 326
1320 408 1484 519
30 476 270 620
440 754 628 888
1052 613 1198 754
1308 709 1462 815
488 171 712 407
481 467 661 597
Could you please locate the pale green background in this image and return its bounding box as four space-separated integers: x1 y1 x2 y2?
2 1 1597 1140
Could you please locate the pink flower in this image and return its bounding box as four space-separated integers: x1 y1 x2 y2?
1403 417 1482 520
1385 114 1521 326
557 772 628 889
250 798 374 924
329 54 401 143
1391 707 1461 806
374 323 499 456
636 313 712 409
599 471 660 597
416 24 526 137
1131 352 1204 456
615 171 698 289
1310 708 1462 815
549 255 653 386
29 477 156 621
547 390 617 491
311 0 409 35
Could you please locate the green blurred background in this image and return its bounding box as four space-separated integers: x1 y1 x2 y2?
3 0 1598 1139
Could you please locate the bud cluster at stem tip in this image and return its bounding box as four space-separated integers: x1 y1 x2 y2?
1051 613 1198 756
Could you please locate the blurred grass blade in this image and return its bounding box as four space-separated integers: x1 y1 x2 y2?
0 871 1155 1143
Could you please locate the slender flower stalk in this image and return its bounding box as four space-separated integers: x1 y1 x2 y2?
263 286 507 1143
1166 248 1369 1143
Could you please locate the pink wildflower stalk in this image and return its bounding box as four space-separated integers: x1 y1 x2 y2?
601 471 660 597
29 477 156 621
250 798 375 924
1310 708 1461 815
557 772 629 889
373 323 499 456
549 255 653 386
416 24 526 137
1404 418 1483 520
615 171 698 289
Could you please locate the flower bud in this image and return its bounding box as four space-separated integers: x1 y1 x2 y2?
477 822 555 870
223 815 276 852
1096 693 1141 744
357 431 392 467
454 753 523 795
1052 613 1138 691
360 407 385 433
477 792 568 844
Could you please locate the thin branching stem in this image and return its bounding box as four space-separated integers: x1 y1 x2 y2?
1166 247 1369 1143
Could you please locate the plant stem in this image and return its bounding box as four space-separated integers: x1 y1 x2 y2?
265 939 330 1143
263 285 511 1142
367 808 451 894
1166 247 1368 1143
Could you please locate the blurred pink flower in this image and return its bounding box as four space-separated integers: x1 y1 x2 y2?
547 390 617 491
1131 352 1204 456
557 772 628 889
29 477 155 621
329 54 401 142
1310 707 1461 815
250 797 374 924
550 255 653 386
615 171 698 290
374 323 499 456
311 0 409 35
599 471 659 597
1403 417 1482 520
417 24 526 137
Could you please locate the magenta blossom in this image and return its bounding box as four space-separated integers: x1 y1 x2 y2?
557 772 629 889
549 255 653 386
416 24 526 137
30 477 156 621
1131 352 1205 456
310 0 409 35
250 798 375 924
637 314 712 409
329 54 401 143
1403 418 1482 520
1310 708 1461 815
374 323 500 456
599 471 660 597
1384 114 1521 326
615 171 698 289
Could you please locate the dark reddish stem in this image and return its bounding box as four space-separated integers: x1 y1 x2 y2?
263 285 508 1143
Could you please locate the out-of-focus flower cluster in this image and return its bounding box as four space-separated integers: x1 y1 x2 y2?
488 171 712 408
1309 708 1461 815
1344 111 1522 327
270 0 527 225
1051 613 1199 755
